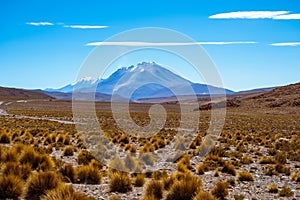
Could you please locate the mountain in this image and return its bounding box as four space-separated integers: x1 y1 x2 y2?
0 87 54 100
45 62 234 101
45 77 100 93
234 86 277 95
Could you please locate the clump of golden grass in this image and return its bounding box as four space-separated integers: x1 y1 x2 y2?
41 184 94 200
274 151 287 164
77 150 95 165
291 172 300 182
203 154 225 170
267 184 278 193
144 180 164 200
62 145 74 156
233 194 245 200
108 171 132 193
140 152 155 166
278 186 294 197
196 163 206 175
221 162 236 176
26 171 61 200
0 131 10 143
238 170 254 181
59 164 75 183
133 173 146 187
76 165 102 184
259 157 276 164
193 191 217 200
0 175 24 199
2 161 32 180
211 181 229 200
165 172 202 200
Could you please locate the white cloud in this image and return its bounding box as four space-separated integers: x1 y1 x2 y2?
273 14 300 20
270 42 300 47
64 25 108 29
209 11 300 20
209 11 289 19
26 22 54 26
86 41 257 46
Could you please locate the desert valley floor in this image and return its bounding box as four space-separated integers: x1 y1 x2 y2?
0 83 299 200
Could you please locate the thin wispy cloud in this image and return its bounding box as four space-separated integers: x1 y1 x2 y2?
273 14 300 20
86 41 257 46
64 25 108 29
26 22 54 26
209 11 300 20
270 42 300 47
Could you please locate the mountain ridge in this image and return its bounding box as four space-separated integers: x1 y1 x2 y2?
45 62 234 100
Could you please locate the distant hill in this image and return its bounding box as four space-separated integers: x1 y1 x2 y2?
196 82 300 114
245 82 300 108
235 86 277 95
0 87 54 100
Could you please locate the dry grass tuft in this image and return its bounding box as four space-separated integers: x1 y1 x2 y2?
144 180 164 200
165 172 202 200
211 181 229 200
238 170 254 181
0 175 24 199
41 184 94 200
76 165 102 184
26 171 61 200
108 171 132 193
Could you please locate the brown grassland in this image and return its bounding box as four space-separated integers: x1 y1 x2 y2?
0 89 300 200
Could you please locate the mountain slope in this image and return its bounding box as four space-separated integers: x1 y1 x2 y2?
45 62 234 101
0 87 54 100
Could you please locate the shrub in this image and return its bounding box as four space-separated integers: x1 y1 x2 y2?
63 146 74 156
196 164 206 175
109 171 132 193
26 171 61 200
124 153 139 171
274 151 287 164
19 146 40 169
203 154 224 170
165 173 202 200
233 194 245 200
0 175 24 199
278 186 294 197
259 157 275 164
134 173 146 187
140 153 155 165
267 184 278 193
193 191 216 200
38 154 55 171
60 164 75 183
0 132 10 143
1 147 18 162
2 162 32 180
291 172 300 182
275 163 290 175
77 150 94 165
41 184 93 200
221 162 236 176
227 178 235 186
76 165 102 184
238 171 254 181
211 181 229 200
144 180 163 200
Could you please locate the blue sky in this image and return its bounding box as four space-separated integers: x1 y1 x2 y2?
0 0 300 91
